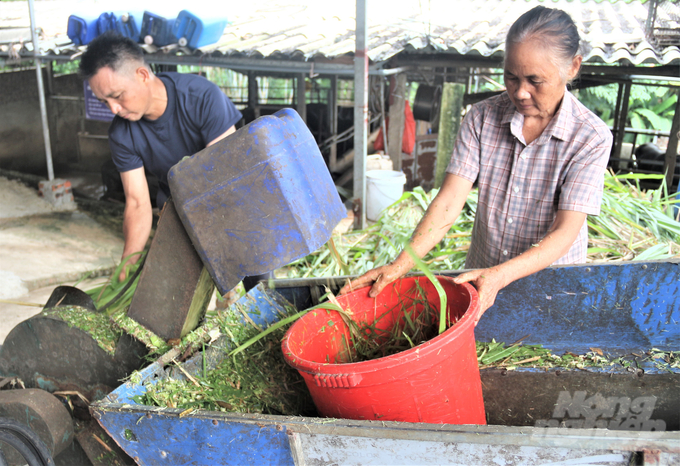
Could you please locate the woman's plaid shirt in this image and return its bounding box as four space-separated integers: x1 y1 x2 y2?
446 91 613 269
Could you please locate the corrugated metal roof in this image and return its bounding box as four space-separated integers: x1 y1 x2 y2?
1 0 679 67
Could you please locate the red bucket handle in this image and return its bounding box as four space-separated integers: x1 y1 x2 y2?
313 372 363 388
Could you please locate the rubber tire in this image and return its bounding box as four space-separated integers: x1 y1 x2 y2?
0 418 54 466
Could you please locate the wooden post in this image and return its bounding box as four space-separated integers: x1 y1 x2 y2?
665 96 680 190
247 72 259 119
297 74 307 122
387 73 407 171
329 75 338 172
434 83 465 189
613 82 632 169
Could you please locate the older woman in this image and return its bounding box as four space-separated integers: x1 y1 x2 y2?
340 6 613 324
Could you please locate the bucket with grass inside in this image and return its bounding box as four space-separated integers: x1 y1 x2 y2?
281 276 485 425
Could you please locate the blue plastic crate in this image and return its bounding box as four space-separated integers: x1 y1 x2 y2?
168 108 346 295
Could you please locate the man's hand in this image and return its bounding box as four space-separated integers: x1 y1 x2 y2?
119 168 153 281
338 260 411 298
118 253 142 282
453 266 509 325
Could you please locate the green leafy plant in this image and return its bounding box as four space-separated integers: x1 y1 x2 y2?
576 83 678 144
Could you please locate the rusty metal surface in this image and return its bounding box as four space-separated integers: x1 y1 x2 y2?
127 199 212 341
481 370 680 431
0 313 147 400
0 389 72 463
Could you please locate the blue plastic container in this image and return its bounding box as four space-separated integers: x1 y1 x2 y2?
97 11 144 42
67 13 100 45
167 108 347 295
140 10 180 46
96 12 118 35
171 9 228 49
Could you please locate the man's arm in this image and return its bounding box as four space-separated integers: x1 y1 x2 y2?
207 125 236 147
454 209 587 323
119 167 153 281
339 174 473 296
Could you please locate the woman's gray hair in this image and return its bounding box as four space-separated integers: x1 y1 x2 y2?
506 6 581 81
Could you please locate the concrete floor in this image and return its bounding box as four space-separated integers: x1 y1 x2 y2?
0 173 123 344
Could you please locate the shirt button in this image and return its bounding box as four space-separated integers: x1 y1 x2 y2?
507 218 513 224
520 153 527 160
513 186 519 193
503 250 508 256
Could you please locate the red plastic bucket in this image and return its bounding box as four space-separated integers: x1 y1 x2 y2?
281 276 486 425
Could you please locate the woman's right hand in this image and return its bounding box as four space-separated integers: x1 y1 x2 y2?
338 260 410 298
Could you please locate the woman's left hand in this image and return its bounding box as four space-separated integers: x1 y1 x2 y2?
453 266 509 325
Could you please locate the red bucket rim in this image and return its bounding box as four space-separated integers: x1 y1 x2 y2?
282 277 479 375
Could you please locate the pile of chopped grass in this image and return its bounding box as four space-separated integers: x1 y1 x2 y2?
132 305 315 416
44 306 121 355
281 173 680 279
476 340 678 373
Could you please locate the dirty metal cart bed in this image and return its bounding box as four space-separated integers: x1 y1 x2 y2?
92 260 680 465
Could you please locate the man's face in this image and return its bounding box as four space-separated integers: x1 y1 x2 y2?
88 65 150 121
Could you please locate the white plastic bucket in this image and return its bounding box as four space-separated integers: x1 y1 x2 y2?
366 170 407 221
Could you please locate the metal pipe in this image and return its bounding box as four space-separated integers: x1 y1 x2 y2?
27 0 54 181
49 95 84 102
353 0 368 229
27 52 411 78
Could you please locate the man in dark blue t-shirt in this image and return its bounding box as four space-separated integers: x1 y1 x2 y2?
80 32 242 280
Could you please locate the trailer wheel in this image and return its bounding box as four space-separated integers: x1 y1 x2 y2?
0 418 54 466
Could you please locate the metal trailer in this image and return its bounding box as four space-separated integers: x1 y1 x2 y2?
92 260 680 465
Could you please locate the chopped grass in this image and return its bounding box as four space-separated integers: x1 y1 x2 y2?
132 306 315 416
44 306 122 355
476 340 678 372
338 280 458 363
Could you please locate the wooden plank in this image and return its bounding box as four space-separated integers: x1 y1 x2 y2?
664 95 680 190
127 199 214 341
387 73 407 171
434 82 464 188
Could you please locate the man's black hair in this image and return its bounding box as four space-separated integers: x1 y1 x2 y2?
79 31 146 80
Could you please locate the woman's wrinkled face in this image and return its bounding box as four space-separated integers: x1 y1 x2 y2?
503 39 579 120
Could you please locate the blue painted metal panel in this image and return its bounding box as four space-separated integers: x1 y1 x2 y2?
473 261 680 356
233 284 291 328
94 410 295 466
91 406 680 466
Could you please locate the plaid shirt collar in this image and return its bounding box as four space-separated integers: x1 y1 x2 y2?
504 89 575 145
